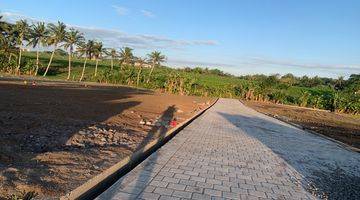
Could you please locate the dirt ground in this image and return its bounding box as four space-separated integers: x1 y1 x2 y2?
244 100 360 149
0 78 213 199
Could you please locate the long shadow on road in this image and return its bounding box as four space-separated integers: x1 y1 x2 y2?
98 105 177 200
218 111 360 200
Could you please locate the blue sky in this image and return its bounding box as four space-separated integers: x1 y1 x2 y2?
1 0 360 78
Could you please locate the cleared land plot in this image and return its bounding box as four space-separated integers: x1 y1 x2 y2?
0 78 213 198
244 100 360 149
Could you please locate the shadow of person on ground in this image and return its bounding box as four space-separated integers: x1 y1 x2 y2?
218 111 360 200
100 105 177 200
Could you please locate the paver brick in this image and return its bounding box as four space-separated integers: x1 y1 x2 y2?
185 185 204 193
167 183 186 191
248 190 267 198
204 188 222 197
174 173 191 180
191 193 211 200
154 187 174 196
150 180 169 188
172 190 192 198
195 181 213 189
230 187 248 195
163 177 180 184
159 195 180 200
190 176 206 183
138 192 160 200
222 191 240 199
179 179 197 187
213 184 230 192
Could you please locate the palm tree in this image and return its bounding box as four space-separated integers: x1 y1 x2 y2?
0 16 9 42
77 40 94 82
27 22 49 75
93 41 104 76
43 21 66 76
147 51 166 83
119 47 134 68
106 48 118 70
0 15 6 31
1 36 16 62
63 28 84 80
136 57 146 87
0 16 16 65
0 16 13 44
14 20 29 73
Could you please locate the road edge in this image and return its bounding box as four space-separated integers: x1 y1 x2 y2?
239 100 360 153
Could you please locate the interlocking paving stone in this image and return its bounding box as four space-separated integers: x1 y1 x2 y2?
97 99 360 199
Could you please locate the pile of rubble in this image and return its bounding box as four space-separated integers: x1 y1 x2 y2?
66 125 139 149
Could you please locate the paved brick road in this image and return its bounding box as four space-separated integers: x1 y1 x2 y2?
97 99 360 200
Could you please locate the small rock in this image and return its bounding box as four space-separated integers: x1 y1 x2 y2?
146 121 152 126
73 142 85 148
177 109 184 113
139 120 146 125
93 165 100 170
78 130 86 135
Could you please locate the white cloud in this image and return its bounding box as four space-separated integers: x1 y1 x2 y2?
74 26 217 50
140 10 155 18
1 11 218 51
1 11 39 23
112 5 129 16
167 58 234 68
168 56 360 78
238 57 360 72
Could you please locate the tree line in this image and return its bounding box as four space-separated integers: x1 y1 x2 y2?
0 17 165 83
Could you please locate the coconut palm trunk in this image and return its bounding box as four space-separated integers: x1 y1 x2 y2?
137 65 143 86
43 44 57 76
67 51 72 80
79 57 87 82
120 62 124 71
35 51 39 76
16 47 22 74
8 54 12 64
146 64 155 83
94 59 99 76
